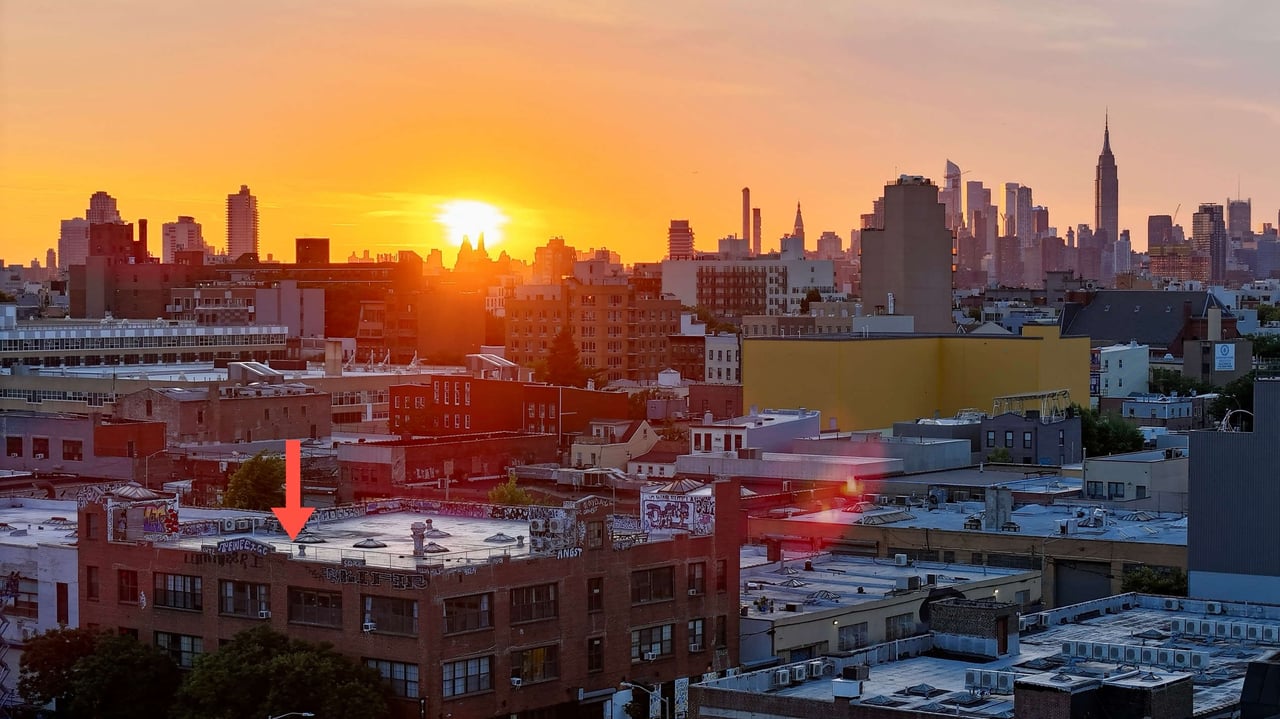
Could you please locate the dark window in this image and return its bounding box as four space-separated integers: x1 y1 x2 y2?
32 437 49 459
220 581 269 617
587 521 604 549
688 618 706 650
117 569 139 603
56 582 69 624
86 566 100 601
1108 482 1125 499
885 612 914 641
837 621 869 651
443 593 492 634
715 615 728 648
61 440 83 462
442 656 491 698
363 595 418 635
985 430 995 448
154 573 202 611
716 559 727 592
1004 431 1014 448
587 577 604 613
5 436 22 457
511 583 558 623
10 577 37 619
587 637 604 673
1023 431 1033 449
288 587 342 627
687 562 706 595
1058 430 1065 446
631 566 675 604
1086 481 1104 498
154 631 202 668
630 624 673 661
512 644 559 684
366 658 419 698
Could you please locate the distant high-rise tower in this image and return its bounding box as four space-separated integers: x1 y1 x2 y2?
1148 215 1174 249
1227 198 1252 243
1015 186 1034 243
226 185 259 261
86 191 122 224
752 208 762 256
46 248 56 271
1193 204 1227 285
742 188 751 255
792 202 805 245
667 220 695 260
859 176 953 333
162 216 206 264
941 160 963 231
1094 115 1119 245
58 218 90 269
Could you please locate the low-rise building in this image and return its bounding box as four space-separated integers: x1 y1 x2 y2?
1092 341 1150 402
1081 448 1189 513
0 411 164 481
116 378 331 445
690 408 822 455
1100 392 1218 431
568 419 658 470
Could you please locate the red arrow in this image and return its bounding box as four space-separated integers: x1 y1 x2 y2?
272 439 314 541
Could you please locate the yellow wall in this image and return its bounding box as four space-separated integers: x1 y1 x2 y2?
743 329 1089 431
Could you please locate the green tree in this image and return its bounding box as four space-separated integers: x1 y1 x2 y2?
20 630 180 719
1209 371 1256 429
17 627 100 713
628 388 676 420
173 626 389 719
1121 566 1188 596
656 420 690 443
987 447 1012 463
688 305 739 335
223 451 285 510
1246 333 1280 361
1075 404 1144 457
1257 304 1280 326
1148 368 1214 397
799 288 823 315
488 475 534 506
536 328 598 388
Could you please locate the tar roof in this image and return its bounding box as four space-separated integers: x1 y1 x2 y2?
1061 290 1233 349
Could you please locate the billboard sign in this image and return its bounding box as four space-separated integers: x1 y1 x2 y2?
1215 343 1235 371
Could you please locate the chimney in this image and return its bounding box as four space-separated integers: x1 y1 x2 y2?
752 208 762 257
1208 306 1223 341
742 187 751 252
411 521 427 557
137 218 148 261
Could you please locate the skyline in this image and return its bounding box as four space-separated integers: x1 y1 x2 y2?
3 1 1280 266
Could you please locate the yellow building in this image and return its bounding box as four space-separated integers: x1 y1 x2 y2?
742 326 1089 430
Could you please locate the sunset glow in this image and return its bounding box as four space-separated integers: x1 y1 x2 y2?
435 200 509 247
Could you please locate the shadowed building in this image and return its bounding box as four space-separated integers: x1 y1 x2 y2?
859 176 954 333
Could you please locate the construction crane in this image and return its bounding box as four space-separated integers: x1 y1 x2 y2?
1171 203 1181 226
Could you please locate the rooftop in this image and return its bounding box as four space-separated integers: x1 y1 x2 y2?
693 407 820 429
14 361 466 383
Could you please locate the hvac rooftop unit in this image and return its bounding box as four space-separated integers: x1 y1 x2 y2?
1140 648 1158 666
1214 621 1231 638
1123 646 1141 664
1169 618 1186 635
1231 623 1247 639
808 660 826 679
530 519 547 533
1061 641 1077 657
792 665 808 683
894 554 909 567
1156 649 1174 667
1092 643 1108 661
1199 620 1215 636
1172 651 1190 669
235 519 252 531
995 673 1016 695
774 669 792 687
1163 598 1181 611
1108 644 1125 662
548 518 565 534
980 671 997 688
1247 624 1264 641
1074 641 1093 659
1264 626 1280 644
965 670 981 690
223 519 237 532
1206 602 1224 615
1190 652 1209 670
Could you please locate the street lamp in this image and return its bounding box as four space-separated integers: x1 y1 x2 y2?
619 681 669 719
268 713 314 719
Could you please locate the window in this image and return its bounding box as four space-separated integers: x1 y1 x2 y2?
86 566 100 601
512 645 559 684
587 577 604 613
1004 431 1014 448
155 631 203 668
1015 589 1031 606
366 658 419 698
716 560 727 592
630 624 673 661
715 615 728 649
220 581 269 616
885 612 914 641
985 430 995 448
154 573 202 611
32 437 48 459
5 436 21 457
117 569 139 603
511 583 558 623
587 637 605 673
61 439 83 462
1086 481 1104 499
1108 482 1125 499
631 566 675 604
288 587 343 627
688 618 705 650
587 521 603 549
10 577 37 619
687 562 706 595
442 656 491 698
1023 431 1033 449
444 593 492 634
57 582 69 624
837 621 869 651
363 595 418 635
1058 430 1064 446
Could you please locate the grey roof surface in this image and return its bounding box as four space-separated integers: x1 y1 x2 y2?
1061 290 1232 348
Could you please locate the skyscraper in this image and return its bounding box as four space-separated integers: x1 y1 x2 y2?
1094 116 1119 245
1193 203 1227 285
1227 198 1252 243
162 216 207 264
859 176 953 333
1015 186 1034 243
941 160 963 231
1148 215 1174 249
792 202 805 244
667 220 695 260
86 191 123 224
1003 183 1018 237
226 185 259 260
58 218 90 269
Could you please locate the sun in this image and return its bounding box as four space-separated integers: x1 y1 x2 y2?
435 199 509 247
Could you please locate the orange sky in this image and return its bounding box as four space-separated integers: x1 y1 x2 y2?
2 1 1278 266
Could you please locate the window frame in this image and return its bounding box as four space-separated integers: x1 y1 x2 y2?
443 592 493 635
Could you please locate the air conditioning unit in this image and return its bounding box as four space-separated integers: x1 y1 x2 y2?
1264 626 1280 644
807 660 825 678
688 589 700 597
1060 641 1076 657
34 454 44 460
1140 648 1158 666
1123 646 1141 664
773 669 791 687
1190 652 1209 670
643 651 658 662
1214 621 1231 638
1156 649 1174 667
548 519 564 534
1163 598 1181 611
510 677 523 688
1172 651 1190 669
530 537 547 552
689 642 702 652
222 519 237 532
1092 643 1107 661
792 665 808 683
894 554 909 567
1206 601 1224 615
235 519 252 531
1231 623 1247 639
530 519 546 533
980 671 996 689
1108 644 1125 662
1247 624 1264 641
995 672 1016 695
20 625 37 641
1169 618 1185 635
1074 641 1092 659
362 622 377 632
258 610 272 619
965 669 981 690
1199 620 1215 636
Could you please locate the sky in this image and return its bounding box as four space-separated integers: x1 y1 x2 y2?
2 0 1279 266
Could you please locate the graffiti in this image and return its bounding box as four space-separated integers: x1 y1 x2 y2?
178 520 221 538
576 496 610 514
555 547 582 560
184 552 262 568
140 500 180 535
214 537 274 556
308 566 430 590
309 505 364 524
76 484 122 508
640 493 715 535
610 514 642 533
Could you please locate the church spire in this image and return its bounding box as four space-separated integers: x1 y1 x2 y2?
793 202 804 240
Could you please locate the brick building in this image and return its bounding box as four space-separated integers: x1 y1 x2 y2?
117 381 330 445
76 481 742 719
0 411 164 482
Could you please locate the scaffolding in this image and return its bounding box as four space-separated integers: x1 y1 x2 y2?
991 389 1072 422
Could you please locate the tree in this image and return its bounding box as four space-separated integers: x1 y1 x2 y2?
628 388 676 420
1121 566 1188 596
1246 333 1280 361
173 626 389 719
1075 404 1143 457
1148 368 1213 397
20 629 180 719
1257 304 1280 326
488 475 534 506
223 451 285 510
688 305 738 335
799 288 823 315
986 447 1012 463
1209 370 1256 429
537 328 598 388
656 420 690 443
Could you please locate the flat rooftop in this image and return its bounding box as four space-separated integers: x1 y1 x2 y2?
738 547 1028 619
773 502 1187 546
756 595 1280 717
16 361 465 383
872 466 1084 494
0 499 80 549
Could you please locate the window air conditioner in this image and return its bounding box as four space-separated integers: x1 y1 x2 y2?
689 642 702 652
643 651 658 662
688 589 699 597
258 610 272 619
362 622 377 632
510 677 523 688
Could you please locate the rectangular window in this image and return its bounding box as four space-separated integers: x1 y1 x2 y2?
288 587 343 627
1086 480 1104 498
86 566 101 601
1108 482 1125 499
985 430 995 447
587 577 604 613
32 437 49 459
366 658 419 698
688 618 706 650
587 637 605 673
443 593 493 634
1058 430 1065 446
885 612 914 641
587 521 604 549
687 562 706 595
154 631 203 668
154 573 202 611
10 577 38 619
117 569 139 604
631 566 675 604
510 583 558 623
512 644 559 684
363 595 418 635
630 624 673 661
1004 431 1014 448
716 560 727 592
837 621 869 651
57 582 69 624
62 439 84 462
1023 431 1033 449
5 436 21 457
219 581 269 617
442 656 491 698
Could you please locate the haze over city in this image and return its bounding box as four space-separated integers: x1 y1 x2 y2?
3 0 1279 264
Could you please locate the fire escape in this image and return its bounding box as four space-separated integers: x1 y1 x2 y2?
0 571 21 718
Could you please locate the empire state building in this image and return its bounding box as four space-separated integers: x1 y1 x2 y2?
1094 116 1119 244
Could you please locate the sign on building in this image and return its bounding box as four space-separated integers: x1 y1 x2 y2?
639 493 715 535
1215 343 1235 371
